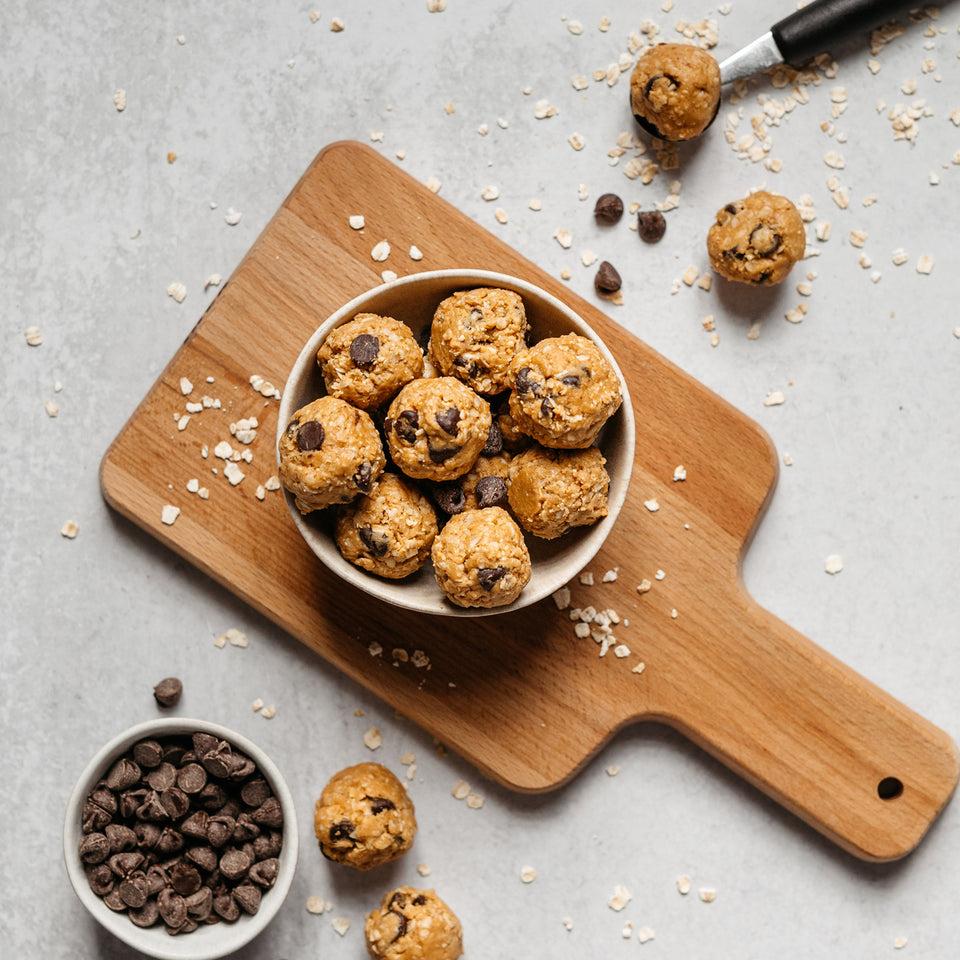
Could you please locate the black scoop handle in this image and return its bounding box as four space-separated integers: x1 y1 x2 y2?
773 0 914 65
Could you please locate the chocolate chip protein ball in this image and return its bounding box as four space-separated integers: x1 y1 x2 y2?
431 506 531 608
630 42 722 141
384 377 492 482
365 886 463 960
706 191 807 286
313 763 416 871
428 287 529 396
317 314 424 410
508 445 610 540
508 334 622 449
278 396 386 513
428 452 513 516
335 473 438 579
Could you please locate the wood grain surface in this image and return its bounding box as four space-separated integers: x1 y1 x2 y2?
100 141 957 861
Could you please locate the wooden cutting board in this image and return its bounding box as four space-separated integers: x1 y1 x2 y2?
100 141 957 862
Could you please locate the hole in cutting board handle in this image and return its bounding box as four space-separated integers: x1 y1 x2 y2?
877 776 904 800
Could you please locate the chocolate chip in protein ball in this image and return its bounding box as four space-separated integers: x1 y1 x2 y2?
514 366 540 397
477 566 508 590
430 481 467 515
560 374 581 387
435 406 461 436
353 460 375 492
481 418 503 457
367 796 396 814
295 418 325 451
357 525 390 557
475 475 508 510
638 209 667 243
749 223 782 256
594 192 624 225
594 260 622 294
428 444 462 465
452 355 479 380
393 410 419 443
349 333 380 368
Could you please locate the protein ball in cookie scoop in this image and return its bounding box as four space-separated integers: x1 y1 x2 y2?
317 313 424 411
428 287 529 396
365 886 463 960
630 42 721 141
707 191 806 286
431 507 531 608
278 396 386 513
335 473 438 579
508 446 609 540
508 333 622 449
314 763 417 870
384 377 492 482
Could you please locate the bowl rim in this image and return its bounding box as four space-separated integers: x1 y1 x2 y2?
63 717 299 960
276 267 636 617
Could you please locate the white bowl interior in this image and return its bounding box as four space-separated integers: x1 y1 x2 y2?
63 718 299 960
277 269 635 617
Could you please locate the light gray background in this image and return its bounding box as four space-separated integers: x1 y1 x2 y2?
4 1 959 957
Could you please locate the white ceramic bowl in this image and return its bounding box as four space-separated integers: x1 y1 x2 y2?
63 718 299 960
277 269 635 617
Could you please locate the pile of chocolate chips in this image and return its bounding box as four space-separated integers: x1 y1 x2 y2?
78 731 283 935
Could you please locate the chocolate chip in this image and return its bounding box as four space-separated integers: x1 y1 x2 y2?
514 366 540 397
412 893 427 906
102 888 127 912
431 482 466 515
452 355 479 379
353 460 375 492
328 819 355 843
295 419 325 452
724 202 738 215
133 740 164 769
234 882 262 915
637 210 667 243
435 406 461 436
82 799 114 834
200 740 233 779
160 787 191 820
228 752 256 781
108 850 144 877
119 788 149 820
393 410 419 443
477 566 508 590
749 223 782 256
390 910 409 941
135 821 161 850
105 823 138 853
540 396 555 418
128 897 160 927
154 826 185 856
79 832 111 864
186 844 219 872
119 873 149 909
240 778 273 808
207 814 236 848
145 763 177 792
253 830 283 861
152 677 182 708
387 891 408 910
248 858 279 889
250 796 284 828
184 887 213 921
232 812 261 842
213 891 240 922
595 260 621 294
136 790 169 822
349 333 380 368
170 861 202 897
180 810 209 840
219 847 253 881
85 863 115 896
594 192 624 224
367 796 396 814
475 475 508 509
428 444 461 464
105 757 142 792
357 524 390 557
561 374 581 387
159 888 188 929
197 782 228 811
481 419 503 456
177 763 208 794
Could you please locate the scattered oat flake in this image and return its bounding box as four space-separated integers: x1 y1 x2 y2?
644 499 660 512
331 917 350 936
892 248 910 265
349 215 365 230
330 17 344 32
579 570 594 586
60 520 79 539
568 132 585 150
528 198 542 211
371 240 391 261
552 586 571 610
894 936 908 949
167 281 187 303
24 326 43 346
223 462 245 486
917 255 934 274
673 465 687 482
699 888 717 903
363 726 383 750
261 704 277 719
368 641 383 657
252 698 264 712
764 391 786 407
160 504 180 526
608 885 632 911
825 554 844 574
682 264 699 286
481 184 500 201
602 568 618 583
562 917 574 931
553 228 572 249
452 779 471 800
425 176 441 193
224 207 242 226
637 579 652 594
45 400 59 418
606 764 620 776
520 865 537 883
677 875 691 894
613 644 631 658
306 896 326 914
494 208 508 224
204 273 222 291
466 793 485 809
409 245 423 261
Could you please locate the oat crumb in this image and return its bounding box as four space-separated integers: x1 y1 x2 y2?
363 726 383 750
636 579 652 594
252 698 264 712
417 863 431 877
552 586 572 610
677 875 691 894
520 865 537 883
579 570 594 586
60 520 79 539
161 504 180 525
894 936 908 949
644 499 660 512
602 568 619 582
825 554 843 574
261 704 276 719
452 779 471 800
638 926 655 943
764 390 786 407
331 916 350 936
608 884 632 911
306 896 325 914
606 764 620 776
698 888 717 903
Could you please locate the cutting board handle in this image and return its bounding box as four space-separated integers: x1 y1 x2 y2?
658 590 958 861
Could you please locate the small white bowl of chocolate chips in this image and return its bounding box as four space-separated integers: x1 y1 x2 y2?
277 269 635 616
63 718 298 959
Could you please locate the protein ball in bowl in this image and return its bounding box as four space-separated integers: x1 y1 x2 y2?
316 313 424 410
334 473 438 579
630 42 722 141
278 395 386 513
384 377 492 482
431 506 531 609
314 762 417 870
706 190 807 286
508 333 622 449
508 445 610 540
428 287 530 396
365 886 463 960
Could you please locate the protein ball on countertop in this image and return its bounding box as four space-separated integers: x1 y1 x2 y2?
278 396 386 513
431 507 531 608
428 287 530 396
365 886 463 960
314 762 417 870
630 42 721 141
507 334 622 449
706 191 806 286
316 314 424 411
334 473 438 579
